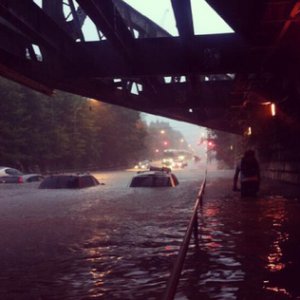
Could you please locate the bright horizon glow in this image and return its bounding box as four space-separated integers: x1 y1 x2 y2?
191 0 234 34
142 113 206 148
123 0 234 36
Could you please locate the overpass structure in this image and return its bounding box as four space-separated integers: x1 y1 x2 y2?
1 0 300 134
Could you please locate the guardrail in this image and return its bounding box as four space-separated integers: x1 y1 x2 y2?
162 175 207 300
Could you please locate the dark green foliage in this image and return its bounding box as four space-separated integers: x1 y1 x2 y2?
207 129 243 168
0 77 148 172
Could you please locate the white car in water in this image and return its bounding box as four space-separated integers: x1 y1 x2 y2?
0 166 23 177
0 166 43 184
130 166 179 187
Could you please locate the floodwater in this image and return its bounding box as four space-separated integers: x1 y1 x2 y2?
0 166 300 299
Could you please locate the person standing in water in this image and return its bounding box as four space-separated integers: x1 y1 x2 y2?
233 150 260 197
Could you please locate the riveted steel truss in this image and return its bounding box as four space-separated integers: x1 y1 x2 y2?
1 0 300 133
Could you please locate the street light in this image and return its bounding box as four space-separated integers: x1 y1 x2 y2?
271 103 276 117
245 126 252 136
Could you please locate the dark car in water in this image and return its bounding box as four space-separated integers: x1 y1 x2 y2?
39 174 100 189
129 166 179 187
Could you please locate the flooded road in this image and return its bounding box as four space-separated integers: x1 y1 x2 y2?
179 172 300 300
0 166 300 299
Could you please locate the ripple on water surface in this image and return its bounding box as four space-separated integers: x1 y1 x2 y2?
1 170 300 299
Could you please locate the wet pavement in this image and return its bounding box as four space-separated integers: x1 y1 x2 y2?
0 167 300 299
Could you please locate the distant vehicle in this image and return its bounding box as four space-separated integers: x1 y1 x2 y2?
162 149 191 169
0 166 43 183
129 166 179 187
0 174 44 184
162 158 173 168
0 167 23 177
172 159 188 169
39 174 100 189
134 160 151 170
161 158 188 169
163 149 193 161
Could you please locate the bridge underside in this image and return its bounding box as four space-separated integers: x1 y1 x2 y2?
1 0 300 134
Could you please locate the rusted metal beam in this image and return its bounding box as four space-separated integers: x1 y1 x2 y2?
171 0 194 38
171 0 196 108
275 1 300 43
0 62 53 95
76 0 134 60
67 0 85 41
42 0 65 26
0 47 54 95
258 1 300 69
0 13 77 83
56 77 241 133
67 35 264 78
112 0 171 38
75 0 166 93
0 22 30 57
0 0 80 62
207 0 267 40
58 77 234 109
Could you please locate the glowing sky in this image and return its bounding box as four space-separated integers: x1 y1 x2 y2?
123 0 234 35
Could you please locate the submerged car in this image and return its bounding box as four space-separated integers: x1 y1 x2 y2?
0 174 44 183
0 166 43 183
0 167 23 177
39 174 100 189
129 166 179 187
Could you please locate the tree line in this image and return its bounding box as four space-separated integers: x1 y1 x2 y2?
0 77 148 172
0 77 190 173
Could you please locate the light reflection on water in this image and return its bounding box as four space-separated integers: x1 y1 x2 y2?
0 170 300 299
173 177 300 300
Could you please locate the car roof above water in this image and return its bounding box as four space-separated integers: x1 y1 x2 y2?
0 167 23 176
130 168 179 187
39 174 99 189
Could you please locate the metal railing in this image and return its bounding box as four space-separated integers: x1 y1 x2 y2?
162 175 207 300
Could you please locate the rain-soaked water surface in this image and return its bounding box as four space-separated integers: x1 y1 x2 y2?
0 167 300 299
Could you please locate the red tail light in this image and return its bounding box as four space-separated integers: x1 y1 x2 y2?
18 176 24 183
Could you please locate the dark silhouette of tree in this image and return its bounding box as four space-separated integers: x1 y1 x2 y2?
0 77 148 172
207 129 243 168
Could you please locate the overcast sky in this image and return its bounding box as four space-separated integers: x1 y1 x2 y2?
124 0 232 147
123 0 233 35
142 113 206 149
